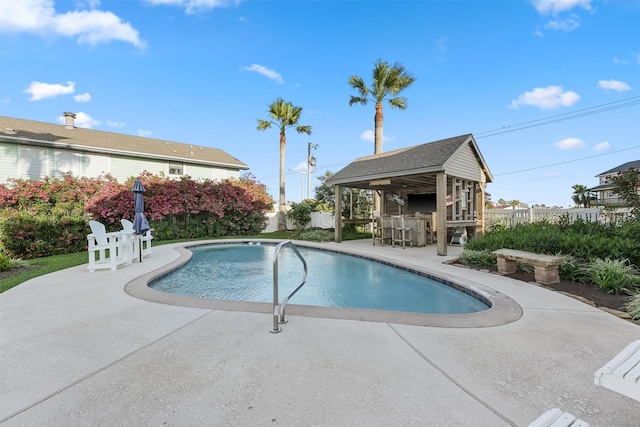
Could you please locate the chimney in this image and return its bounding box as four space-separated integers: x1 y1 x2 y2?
63 112 76 129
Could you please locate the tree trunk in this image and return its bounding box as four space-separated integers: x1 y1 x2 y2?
278 129 287 231
374 103 384 154
373 103 384 212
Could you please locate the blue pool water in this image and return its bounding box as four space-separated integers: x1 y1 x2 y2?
151 243 489 315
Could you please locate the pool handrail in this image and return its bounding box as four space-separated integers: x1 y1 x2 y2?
271 240 308 333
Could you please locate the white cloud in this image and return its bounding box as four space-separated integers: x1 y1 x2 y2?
74 112 100 128
144 0 239 15
544 16 580 32
25 81 75 101
74 92 91 102
292 162 308 173
107 120 125 127
598 79 632 92
57 111 99 128
531 0 592 15
360 130 375 143
243 64 283 84
510 85 580 110
554 137 585 150
594 141 610 151
0 0 144 48
359 130 392 144
138 130 152 137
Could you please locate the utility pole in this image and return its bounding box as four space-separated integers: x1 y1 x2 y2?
307 142 319 200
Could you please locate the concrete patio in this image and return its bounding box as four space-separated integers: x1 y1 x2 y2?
1 239 639 426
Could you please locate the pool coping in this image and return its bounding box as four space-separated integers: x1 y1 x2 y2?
124 239 523 328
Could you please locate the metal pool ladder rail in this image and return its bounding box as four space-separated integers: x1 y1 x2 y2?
271 240 307 333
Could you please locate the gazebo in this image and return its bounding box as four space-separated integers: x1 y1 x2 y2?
326 134 493 256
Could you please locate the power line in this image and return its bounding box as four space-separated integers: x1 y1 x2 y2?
283 95 640 178
494 145 640 176
475 95 640 138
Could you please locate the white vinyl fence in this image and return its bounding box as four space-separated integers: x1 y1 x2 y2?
262 211 336 233
484 207 631 228
262 208 632 233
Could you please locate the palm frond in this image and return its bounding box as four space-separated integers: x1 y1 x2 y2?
349 95 368 106
387 97 408 110
348 75 369 97
257 119 272 131
296 125 312 135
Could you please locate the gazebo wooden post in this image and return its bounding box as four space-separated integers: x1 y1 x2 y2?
476 182 485 237
334 184 342 243
436 172 447 256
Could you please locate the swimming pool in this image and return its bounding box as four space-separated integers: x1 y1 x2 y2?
151 242 488 315
126 239 522 328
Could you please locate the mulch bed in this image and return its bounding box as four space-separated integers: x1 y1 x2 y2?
488 267 632 312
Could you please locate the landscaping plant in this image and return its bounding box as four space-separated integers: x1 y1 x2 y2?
587 258 638 294
625 293 640 320
457 249 496 269
0 172 274 259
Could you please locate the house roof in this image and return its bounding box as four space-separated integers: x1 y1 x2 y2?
0 116 249 170
596 160 640 177
326 134 492 190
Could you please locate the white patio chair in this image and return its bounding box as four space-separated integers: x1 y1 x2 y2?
121 219 153 260
528 408 589 427
594 340 640 402
87 220 133 272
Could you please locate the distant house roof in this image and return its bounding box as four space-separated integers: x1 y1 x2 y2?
0 115 248 170
596 160 640 176
326 134 492 189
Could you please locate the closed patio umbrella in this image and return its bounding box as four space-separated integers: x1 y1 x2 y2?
132 179 150 262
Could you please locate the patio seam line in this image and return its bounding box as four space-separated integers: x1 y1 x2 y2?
0 310 213 424
386 323 518 427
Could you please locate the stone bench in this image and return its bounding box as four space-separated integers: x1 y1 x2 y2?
492 249 563 285
594 340 640 402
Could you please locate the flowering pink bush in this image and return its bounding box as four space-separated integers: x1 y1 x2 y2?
1 172 273 258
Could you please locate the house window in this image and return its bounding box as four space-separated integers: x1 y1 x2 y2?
168 162 184 175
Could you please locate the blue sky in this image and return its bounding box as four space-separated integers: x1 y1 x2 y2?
1 0 639 208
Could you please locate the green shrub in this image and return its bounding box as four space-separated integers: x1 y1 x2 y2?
588 258 638 294
517 262 534 274
295 229 334 242
624 293 640 320
1 173 274 258
0 250 27 272
458 249 496 268
288 201 313 229
1 212 88 259
557 253 591 284
464 220 639 267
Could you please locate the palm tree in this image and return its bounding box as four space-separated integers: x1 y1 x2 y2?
348 58 416 155
571 184 591 208
257 98 312 231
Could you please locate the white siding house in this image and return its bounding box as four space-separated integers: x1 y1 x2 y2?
0 113 249 184
589 160 640 207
